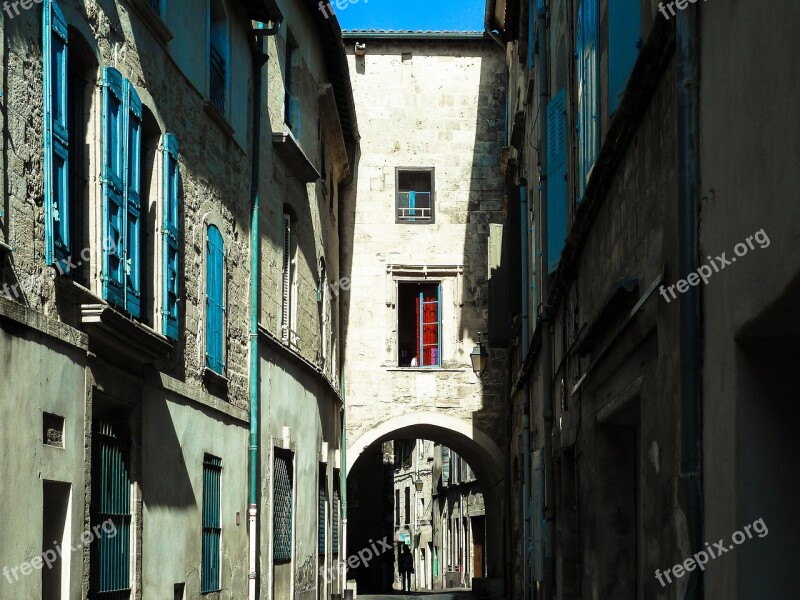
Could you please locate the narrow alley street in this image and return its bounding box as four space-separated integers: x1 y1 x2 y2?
1 0 799 599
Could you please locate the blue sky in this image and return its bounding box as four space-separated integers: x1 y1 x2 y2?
331 0 486 32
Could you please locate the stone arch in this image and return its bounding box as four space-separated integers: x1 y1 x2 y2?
346 411 506 581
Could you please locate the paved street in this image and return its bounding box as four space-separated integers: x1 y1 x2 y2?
360 592 473 600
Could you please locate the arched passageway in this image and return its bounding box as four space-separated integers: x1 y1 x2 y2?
346 412 505 593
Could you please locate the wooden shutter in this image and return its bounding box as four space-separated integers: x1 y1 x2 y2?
43 0 70 269
206 225 225 373
201 455 222 592
546 89 568 273
102 67 126 306
162 134 180 340
532 449 546 581
609 0 641 115
281 214 291 338
123 80 142 318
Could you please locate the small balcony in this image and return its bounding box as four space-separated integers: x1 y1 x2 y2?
397 191 433 223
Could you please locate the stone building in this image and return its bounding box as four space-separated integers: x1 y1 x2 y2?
0 0 355 599
430 444 485 590
256 2 357 600
487 0 800 599
389 438 434 591
339 31 508 593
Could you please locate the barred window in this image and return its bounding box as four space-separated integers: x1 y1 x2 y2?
273 452 294 562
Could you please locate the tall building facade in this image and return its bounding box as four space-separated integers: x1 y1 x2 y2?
488 0 800 598
0 1 355 599
340 32 508 591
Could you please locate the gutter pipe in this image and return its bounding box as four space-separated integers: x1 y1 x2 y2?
248 18 281 600
676 5 704 600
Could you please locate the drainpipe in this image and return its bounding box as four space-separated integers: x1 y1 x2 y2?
519 181 531 600
536 1 554 599
248 18 281 600
677 5 703 600
340 382 348 595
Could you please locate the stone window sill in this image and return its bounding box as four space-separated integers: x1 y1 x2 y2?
202 365 229 389
125 0 173 45
203 100 236 140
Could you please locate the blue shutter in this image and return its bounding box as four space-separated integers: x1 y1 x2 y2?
609 0 641 115
547 89 567 273
577 0 599 200
206 225 224 373
162 134 180 340
102 67 126 307
201 455 222 593
123 80 142 318
43 0 70 270
527 0 535 70
318 470 327 554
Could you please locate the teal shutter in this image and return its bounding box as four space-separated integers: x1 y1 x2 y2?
201 455 222 593
162 134 180 340
318 469 327 554
102 67 126 307
90 422 131 595
546 89 568 273
43 0 70 270
577 0 599 200
123 80 142 318
527 0 535 70
205 225 225 373
609 0 641 115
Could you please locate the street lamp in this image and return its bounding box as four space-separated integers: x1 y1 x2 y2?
470 332 489 377
414 478 424 492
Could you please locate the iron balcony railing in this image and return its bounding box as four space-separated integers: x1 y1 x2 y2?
397 191 433 222
209 46 226 114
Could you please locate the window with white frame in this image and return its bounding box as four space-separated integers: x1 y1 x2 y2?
397 282 441 367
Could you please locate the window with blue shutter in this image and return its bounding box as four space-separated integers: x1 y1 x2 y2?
609 0 641 115
162 134 180 340
527 0 535 71
43 0 70 271
546 89 568 273
206 225 225 374
201 455 222 593
576 0 599 200
101 68 145 317
123 80 142 319
102 67 126 307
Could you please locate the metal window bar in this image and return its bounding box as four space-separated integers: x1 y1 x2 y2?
209 46 226 114
273 453 293 562
147 0 161 15
201 455 222 593
397 191 433 222
90 422 131 599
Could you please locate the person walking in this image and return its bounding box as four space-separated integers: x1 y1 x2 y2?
398 544 414 593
